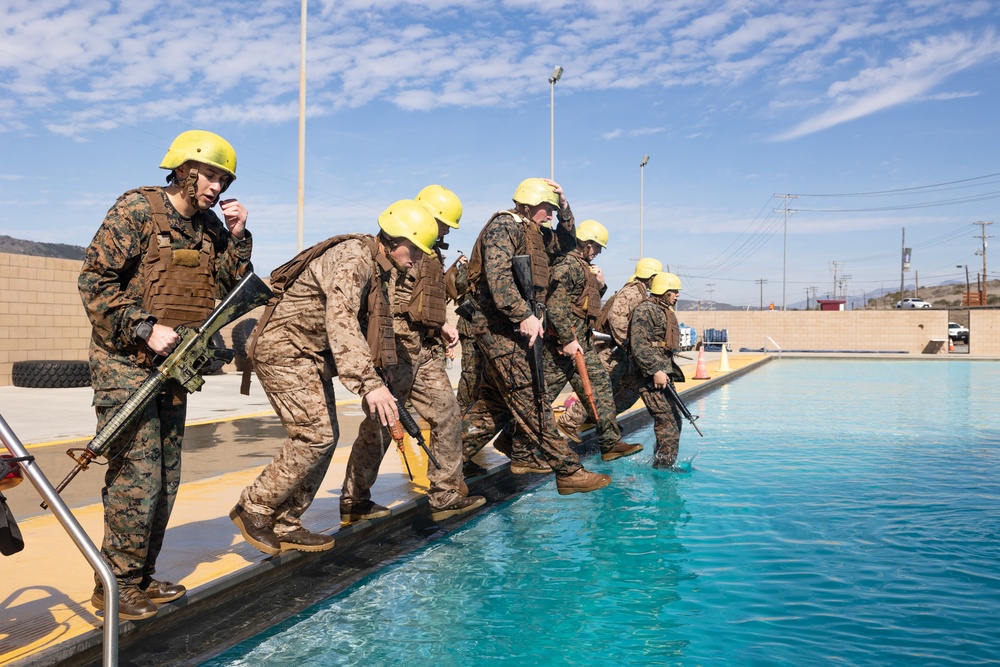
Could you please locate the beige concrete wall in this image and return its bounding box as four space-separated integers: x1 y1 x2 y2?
968 310 1000 355
676 310 951 354
3 247 993 385
0 252 91 385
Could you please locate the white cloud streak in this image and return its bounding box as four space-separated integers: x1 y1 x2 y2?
0 0 997 140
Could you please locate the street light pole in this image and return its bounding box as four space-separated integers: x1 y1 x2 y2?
640 155 649 257
548 66 563 180
296 0 307 252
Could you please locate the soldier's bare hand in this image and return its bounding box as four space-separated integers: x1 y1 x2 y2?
591 265 605 288
147 324 180 357
364 385 399 427
219 199 248 240
542 178 567 209
441 323 460 347
519 315 544 348
561 339 583 358
653 370 669 389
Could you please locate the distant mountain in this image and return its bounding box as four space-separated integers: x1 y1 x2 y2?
0 235 86 261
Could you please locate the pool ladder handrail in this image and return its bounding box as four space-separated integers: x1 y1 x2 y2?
0 412 119 667
766 336 783 358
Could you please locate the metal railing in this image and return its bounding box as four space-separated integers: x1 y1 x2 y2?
0 412 119 666
766 336 783 359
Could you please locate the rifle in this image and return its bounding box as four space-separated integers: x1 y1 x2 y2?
574 351 599 422
43 271 274 508
381 381 442 471
387 421 415 480
511 255 548 440
661 380 704 437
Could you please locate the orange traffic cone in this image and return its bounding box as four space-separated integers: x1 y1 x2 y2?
949 338 955 352
693 344 711 380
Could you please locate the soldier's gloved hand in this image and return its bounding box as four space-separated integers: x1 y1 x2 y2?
519 315 544 348
561 339 583 358
364 385 399 427
652 370 670 389
147 324 180 357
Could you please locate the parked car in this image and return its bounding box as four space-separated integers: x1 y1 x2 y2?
894 297 932 309
948 322 969 343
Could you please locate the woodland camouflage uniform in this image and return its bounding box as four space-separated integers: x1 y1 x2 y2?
543 249 625 453
79 187 251 589
629 294 686 468
560 278 649 433
460 206 584 474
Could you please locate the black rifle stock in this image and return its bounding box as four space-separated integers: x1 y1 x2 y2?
511 255 548 440
662 381 704 437
43 272 274 508
378 377 442 470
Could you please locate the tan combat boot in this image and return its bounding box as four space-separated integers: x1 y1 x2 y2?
556 468 611 495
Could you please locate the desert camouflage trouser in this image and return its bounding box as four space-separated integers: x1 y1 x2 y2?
342 343 464 509
461 325 582 475
639 386 682 468
241 355 339 536
95 388 185 588
561 345 645 434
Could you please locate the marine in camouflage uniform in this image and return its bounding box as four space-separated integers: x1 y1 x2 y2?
78 130 251 620
342 185 485 522
543 219 642 462
629 272 687 468
557 259 660 442
460 178 610 495
232 199 441 554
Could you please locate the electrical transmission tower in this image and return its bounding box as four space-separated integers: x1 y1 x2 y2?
974 221 994 303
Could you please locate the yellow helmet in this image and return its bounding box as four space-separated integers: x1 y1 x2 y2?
631 258 663 281
650 272 683 295
576 219 609 248
416 184 462 228
512 178 559 207
378 199 438 256
160 130 237 180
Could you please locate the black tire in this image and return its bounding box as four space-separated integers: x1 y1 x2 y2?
231 318 258 358
12 360 91 388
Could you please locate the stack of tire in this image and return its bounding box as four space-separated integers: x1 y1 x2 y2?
12 360 91 388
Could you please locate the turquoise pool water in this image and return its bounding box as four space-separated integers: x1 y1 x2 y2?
203 359 1000 666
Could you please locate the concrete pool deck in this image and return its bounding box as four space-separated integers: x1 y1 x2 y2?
0 350 769 667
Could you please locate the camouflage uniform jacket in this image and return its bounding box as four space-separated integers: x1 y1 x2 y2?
473 206 576 326
391 249 444 364
546 250 607 346
78 188 252 393
629 296 683 381
602 279 648 347
254 237 394 398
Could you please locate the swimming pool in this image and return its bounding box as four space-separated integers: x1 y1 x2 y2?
201 359 1000 666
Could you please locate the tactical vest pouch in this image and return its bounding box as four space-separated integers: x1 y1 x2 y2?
405 255 448 328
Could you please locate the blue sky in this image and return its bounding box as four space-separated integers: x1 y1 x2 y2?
2 0 1000 307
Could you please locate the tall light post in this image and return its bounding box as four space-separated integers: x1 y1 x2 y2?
548 66 563 180
639 155 649 257
296 0 307 252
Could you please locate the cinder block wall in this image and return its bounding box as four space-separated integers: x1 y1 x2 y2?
969 310 1000 355
0 251 265 386
675 310 951 354
0 253 91 384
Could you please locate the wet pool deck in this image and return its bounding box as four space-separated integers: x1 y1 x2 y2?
0 350 768 667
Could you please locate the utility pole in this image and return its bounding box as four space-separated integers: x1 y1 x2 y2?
639 155 649 257
706 283 716 307
548 66 563 180
755 278 768 310
296 0 307 252
809 286 818 310
830 261 842 299
803 287 811 310
900 227 905 304
839 274 851 308
974 221 994 304
774 194 797 311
